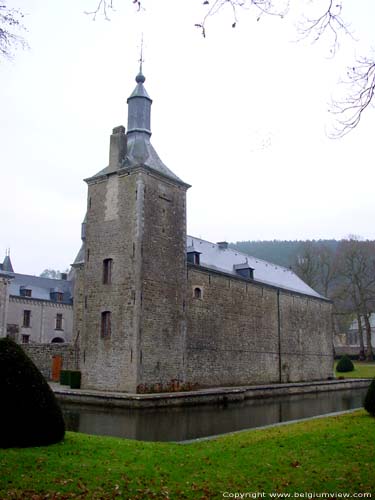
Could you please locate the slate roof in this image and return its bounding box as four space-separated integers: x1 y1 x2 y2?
85 71 189 188
9 273 73 304
187 236 325 299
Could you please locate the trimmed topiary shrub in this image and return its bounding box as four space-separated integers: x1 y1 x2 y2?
336 355 354 373
60 369 71 386
364 378 375 417
0 337 65 448
69 370 81 389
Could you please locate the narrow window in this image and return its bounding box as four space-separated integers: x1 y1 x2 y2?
101 311 111 338
103 258 113 284
194 287 202 299
22 334 30 344
23 310 31 327
55 313 63 330
84 295 88 309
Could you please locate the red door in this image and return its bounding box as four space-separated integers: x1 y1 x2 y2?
51 355 62 382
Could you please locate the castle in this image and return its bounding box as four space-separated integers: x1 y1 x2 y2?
70 69 333 393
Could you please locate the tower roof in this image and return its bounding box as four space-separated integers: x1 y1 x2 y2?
1 253 14 273
85 70 189 188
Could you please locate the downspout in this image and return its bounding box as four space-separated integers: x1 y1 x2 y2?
277 289 282 383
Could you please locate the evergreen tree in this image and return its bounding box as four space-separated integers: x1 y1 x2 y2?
364 378 375 417
0 338 65 448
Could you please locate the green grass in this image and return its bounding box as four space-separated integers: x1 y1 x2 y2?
1 410 375 499
335 360 375 379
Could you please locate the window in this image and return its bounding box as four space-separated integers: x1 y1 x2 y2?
23 310 31 327
21 334 30 344
20 288 32 298
187 251 201 266
194 287 202 299
50 291 64 302
55 313 63 330
101 311 111 338
103 258 113 284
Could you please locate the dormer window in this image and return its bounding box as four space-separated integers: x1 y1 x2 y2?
187 250 201 266
50 290 64 302
234 264 254 280
103 258 113 284
20 287 32 298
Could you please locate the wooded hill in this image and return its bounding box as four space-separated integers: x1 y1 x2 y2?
230 240 339 268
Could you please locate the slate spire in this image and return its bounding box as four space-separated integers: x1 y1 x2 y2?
2 250 14 273
124 68 189 186
126 69 152 136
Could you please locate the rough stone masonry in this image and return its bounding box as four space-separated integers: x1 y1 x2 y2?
72 69 333 393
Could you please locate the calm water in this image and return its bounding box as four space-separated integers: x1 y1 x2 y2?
62 388 367 442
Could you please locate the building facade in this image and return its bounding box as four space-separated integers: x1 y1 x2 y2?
73 70 333 393
0 256 73 345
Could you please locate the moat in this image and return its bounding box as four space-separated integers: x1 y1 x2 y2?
62 387 367 442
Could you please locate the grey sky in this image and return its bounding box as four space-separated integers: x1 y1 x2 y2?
1 0 375 275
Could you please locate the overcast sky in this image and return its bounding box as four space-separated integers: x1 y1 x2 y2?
1 0 375 275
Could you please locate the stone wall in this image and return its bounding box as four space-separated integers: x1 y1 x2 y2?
138 171 187 391
22 343 78 380
80 170 139 392
186 266 333 388
80 168 188 393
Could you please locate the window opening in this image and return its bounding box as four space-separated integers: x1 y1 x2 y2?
101 311 111 338
103 258 113 284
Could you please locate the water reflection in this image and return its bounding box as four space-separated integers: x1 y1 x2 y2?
62 388 367 442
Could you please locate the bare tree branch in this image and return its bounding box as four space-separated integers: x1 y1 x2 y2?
296 0 352 56
0 4 27 60
84 0 375 138
196 0 290 37
329 56 375 138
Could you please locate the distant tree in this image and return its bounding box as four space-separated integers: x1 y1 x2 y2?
40 268 69 279
336 238 375 361
0 3 27 60
292 241 338 297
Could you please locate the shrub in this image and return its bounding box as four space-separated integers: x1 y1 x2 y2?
69 370 81 389
60 369 71 385
336 355 354 373
0 338 65 448
364 378 375 417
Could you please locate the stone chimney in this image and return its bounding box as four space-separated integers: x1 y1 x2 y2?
108 125 127 172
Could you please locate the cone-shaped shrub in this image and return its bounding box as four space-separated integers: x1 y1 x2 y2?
336 355 354 373
0 338 65 448
364 378 375 417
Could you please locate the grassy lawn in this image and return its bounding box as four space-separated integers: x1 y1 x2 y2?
1 410 374 499
335 360 375 379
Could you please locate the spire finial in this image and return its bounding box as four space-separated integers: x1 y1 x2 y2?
136 34 145 84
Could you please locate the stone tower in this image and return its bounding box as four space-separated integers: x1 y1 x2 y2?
77 70 190 392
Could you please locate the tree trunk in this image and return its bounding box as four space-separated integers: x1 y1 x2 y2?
363 313 374 361
357 312 365 361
